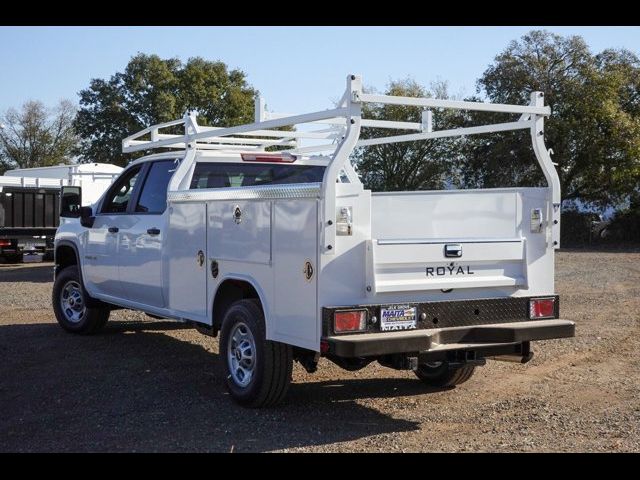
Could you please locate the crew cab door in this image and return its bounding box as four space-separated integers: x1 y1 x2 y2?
117 159 176 308
83 165 143 300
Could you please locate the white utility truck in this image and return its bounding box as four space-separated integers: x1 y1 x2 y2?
52 75 575 407
1 163 122 260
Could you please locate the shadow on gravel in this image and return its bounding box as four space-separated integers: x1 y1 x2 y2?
0 264 53 283
103 320 193 333
0 320 421 452
290 377 450 402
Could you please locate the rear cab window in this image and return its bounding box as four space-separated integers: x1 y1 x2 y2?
189 163 325 189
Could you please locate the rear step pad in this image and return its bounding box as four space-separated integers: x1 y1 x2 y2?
326 319 575 357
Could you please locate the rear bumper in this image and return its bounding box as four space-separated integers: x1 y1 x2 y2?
325 319 575 357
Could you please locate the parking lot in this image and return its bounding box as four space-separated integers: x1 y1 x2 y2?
1 249 639 452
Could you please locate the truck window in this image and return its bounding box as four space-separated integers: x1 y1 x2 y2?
135 160 176 214
189 163 325 189
101 166 141 214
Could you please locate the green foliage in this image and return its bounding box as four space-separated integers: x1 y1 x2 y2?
0 100 77 173
462 30 640 208
601 193 640 242
559 209 600 247
353 78 460 191
74 54 257 166
356 30 640 212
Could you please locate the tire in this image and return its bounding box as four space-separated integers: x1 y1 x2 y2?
414 361 476 387
220 299 292 408
52 265 110 334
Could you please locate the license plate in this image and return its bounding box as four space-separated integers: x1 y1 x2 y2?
18 241 45 250
380 304 417 331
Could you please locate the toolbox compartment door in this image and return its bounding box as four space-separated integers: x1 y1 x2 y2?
272 199 319 349
166 202 208 321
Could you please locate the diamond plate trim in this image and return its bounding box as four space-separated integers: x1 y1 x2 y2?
421 297 534 329
167 182 322 202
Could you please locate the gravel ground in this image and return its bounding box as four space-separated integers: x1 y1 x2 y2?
0 250 639 452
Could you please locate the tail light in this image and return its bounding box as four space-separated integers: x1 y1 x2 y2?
0 239 11 247
334 310 367 333
529 297 556 319
241 153 296 163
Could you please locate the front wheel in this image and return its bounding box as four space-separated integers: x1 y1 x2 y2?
414 361 476 387
52 265 110 334
220 299 292 408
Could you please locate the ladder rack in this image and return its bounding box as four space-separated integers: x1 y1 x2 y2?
124 74 559 252
122 75 550 158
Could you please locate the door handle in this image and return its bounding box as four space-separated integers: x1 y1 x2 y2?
108 227 119 233
147 228 160 235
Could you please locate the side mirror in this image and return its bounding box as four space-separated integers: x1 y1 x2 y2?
80 206 95 228
60 186 82 218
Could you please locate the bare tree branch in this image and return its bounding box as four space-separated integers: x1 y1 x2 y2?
0 99 78 171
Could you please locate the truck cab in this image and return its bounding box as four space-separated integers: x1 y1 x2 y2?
53 74 575 407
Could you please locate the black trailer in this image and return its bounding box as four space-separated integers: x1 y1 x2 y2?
0 186 60 261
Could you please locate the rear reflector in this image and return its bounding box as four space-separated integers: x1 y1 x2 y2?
334 310 367 333
241 153 296 163
529 298 555 319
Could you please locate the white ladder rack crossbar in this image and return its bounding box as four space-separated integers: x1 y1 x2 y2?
122 107 349 154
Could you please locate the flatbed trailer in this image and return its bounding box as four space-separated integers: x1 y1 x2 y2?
1 164 122 260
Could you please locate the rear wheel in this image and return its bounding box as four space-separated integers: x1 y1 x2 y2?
52 265 110 334
414 361 476 387
220 299 292 408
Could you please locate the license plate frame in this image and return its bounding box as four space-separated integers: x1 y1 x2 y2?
18 240 45 251
380 304 418 332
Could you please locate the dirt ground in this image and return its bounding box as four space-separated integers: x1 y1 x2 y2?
0 250 638 452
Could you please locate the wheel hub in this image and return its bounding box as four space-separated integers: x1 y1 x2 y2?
60 280 86 324
227 322 256 388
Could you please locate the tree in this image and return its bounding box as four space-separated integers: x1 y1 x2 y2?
353 78 461 191
0 100 77 174
459 30 640 209
74 54 257 166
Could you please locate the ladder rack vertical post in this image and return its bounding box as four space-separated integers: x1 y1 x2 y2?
530 91 561 249
321 74 362 255
255 96 265 123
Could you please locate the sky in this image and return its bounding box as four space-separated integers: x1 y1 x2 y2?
1 26 640 115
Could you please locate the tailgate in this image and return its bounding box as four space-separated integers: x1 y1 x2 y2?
367 237 526 293
366 188 549 295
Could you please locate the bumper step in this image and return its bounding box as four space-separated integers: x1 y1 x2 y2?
326 319 575 357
